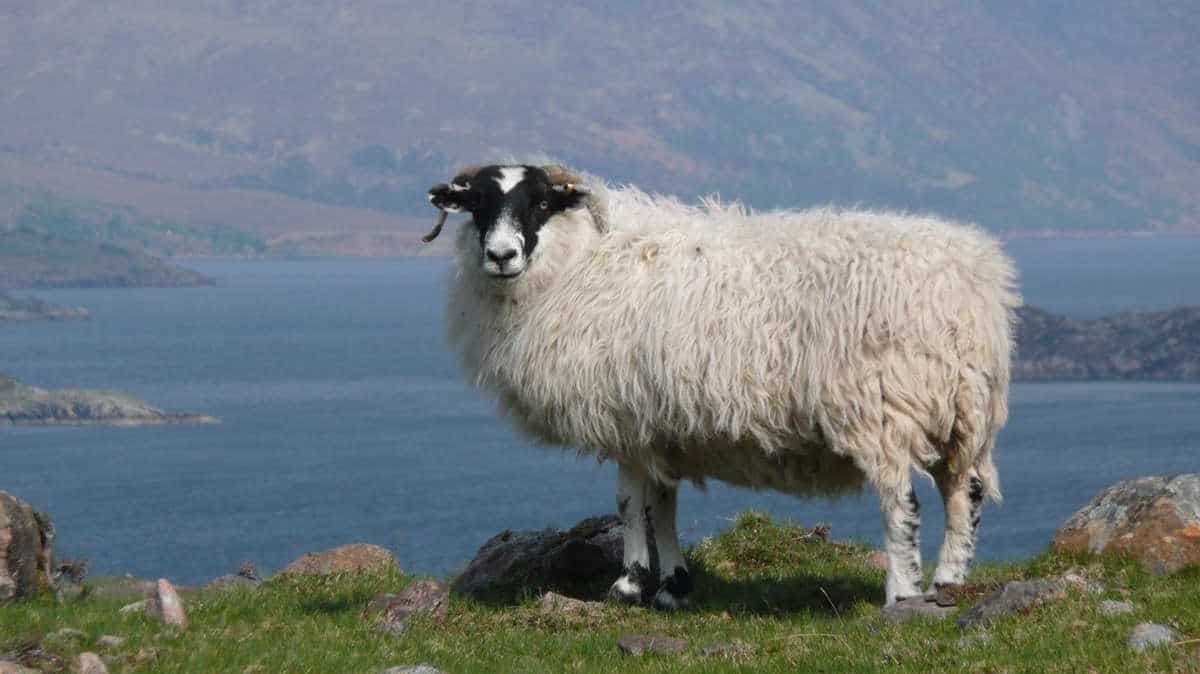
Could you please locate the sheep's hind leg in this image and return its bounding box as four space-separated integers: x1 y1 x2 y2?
879 474 924 605
649 481 691 610
608 463 658 605
931 469 984 591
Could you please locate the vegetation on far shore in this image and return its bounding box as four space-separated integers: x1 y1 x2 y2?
3 513 1198 673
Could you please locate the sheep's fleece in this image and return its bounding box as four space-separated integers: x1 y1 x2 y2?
439 165 1020 608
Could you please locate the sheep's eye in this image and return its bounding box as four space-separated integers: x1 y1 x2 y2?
539 200 549 211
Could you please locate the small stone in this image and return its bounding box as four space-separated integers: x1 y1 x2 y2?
0 661 41 674
97 635 126 649
1127 622 1180 652
956 632 992 649
539 591 601 614
617 634 688 656
119 598 151 614
700 641 756 659
365 580 450 636
1060 570 1104 595
150 579 187 628
1098 599 1135 616
380 666 444 674
957 580 1065 630
282 544 399 576
49 627 86 642
881 596 956 623
205 574 260 592
864 550 888 571
77 652 109 674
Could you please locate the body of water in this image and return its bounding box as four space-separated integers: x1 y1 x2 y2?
2 237 1199 584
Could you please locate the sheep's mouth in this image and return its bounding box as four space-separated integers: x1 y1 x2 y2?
485 270 523 281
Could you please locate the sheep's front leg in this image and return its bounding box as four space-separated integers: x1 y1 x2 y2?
649 481 691 610
609 463 657 604
879 476 923 605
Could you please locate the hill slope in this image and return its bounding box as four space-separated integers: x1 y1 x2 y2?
1 2 1197 255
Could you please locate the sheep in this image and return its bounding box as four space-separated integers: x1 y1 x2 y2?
425 164 1019 609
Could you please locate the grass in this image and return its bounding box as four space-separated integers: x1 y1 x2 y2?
3 512 1198 673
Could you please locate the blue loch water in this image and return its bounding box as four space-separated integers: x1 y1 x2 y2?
2 237 1198 584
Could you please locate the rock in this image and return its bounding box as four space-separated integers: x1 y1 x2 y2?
881 596 957 623
864 550 888 571
0 661 41 674
0 492 55 600
77 652 108 674
282 544 399 576
365 580 450 636
452 515 623 600
205 574 259 592
1054 474 1200 575
1098 599 1136 616
380 666 444 674
617 634 688 656
1127 622 1180 651
146 579 187 628
957 580 1066 630
1059 570 1104 595
96 635 126 649
48 627 86 642
539 591 601 615
700 641 756 659
206 561 262 592
956 633 992 650
119 598 151 614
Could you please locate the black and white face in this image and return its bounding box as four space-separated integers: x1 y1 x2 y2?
428 165 587 279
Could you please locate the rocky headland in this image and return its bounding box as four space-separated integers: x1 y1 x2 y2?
0 294 90 323
0 374 217 427
1015 305 1200 381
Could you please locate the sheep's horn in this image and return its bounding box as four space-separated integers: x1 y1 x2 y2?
422 209 448 243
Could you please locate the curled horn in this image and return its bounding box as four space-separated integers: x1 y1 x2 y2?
422 210 447 243
422 165 483 243
541 165 582 191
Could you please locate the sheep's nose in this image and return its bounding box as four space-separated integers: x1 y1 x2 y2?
486 247 519 264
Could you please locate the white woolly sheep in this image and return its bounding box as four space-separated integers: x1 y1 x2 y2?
426 164 1019 608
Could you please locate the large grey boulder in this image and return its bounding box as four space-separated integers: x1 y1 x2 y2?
1054 474 1200 574
452 515 623 601
0 492 54 600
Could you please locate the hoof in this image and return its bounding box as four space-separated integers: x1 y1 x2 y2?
652 588 690 611
927 583 962 607
607 576 645 605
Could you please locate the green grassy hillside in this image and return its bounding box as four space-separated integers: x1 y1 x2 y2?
3 514 1197 673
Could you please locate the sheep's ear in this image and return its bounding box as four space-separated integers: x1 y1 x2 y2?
428 179 479 213
550 183 588 211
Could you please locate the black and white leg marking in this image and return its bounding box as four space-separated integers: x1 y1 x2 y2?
649 482 691 610
609 464 692 608
880 477 923 605
609 463 657 604
932 473 984 589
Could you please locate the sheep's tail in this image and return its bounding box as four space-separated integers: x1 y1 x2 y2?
952 366 1007 503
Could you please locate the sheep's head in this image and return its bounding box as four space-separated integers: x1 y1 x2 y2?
426 165 589 280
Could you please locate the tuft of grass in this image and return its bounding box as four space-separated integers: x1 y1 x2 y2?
2 513 1198 673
